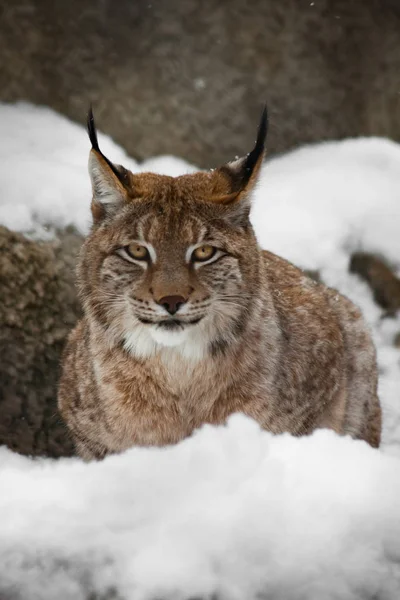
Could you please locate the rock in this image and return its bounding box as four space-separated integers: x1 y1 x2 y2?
0 226 83 457
349 252 400 314
394 332 400 348
0 0 400 167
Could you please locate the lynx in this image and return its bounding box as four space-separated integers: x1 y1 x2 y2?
58 108 381 460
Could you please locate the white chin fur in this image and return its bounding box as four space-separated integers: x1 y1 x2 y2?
149 326 191 347
123 321 208 362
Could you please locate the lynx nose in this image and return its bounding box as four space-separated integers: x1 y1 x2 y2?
158 295 186 315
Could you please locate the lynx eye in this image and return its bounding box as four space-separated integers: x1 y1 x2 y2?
126 243 150 261
191 245 217 262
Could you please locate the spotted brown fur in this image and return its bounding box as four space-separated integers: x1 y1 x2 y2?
58 110 381 459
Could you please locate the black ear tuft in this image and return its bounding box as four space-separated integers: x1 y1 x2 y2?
86 106 126 183
216 104 268 199
243 104 268 184
87 105 100 153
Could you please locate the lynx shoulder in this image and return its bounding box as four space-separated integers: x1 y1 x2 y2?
58 108 381 460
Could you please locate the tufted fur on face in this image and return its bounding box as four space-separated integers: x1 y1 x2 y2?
79 107 268 361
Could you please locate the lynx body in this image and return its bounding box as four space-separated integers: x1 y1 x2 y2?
58 109 381 459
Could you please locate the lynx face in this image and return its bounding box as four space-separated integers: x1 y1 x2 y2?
79 109 267 360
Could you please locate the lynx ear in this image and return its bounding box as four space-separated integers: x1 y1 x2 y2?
87 107 129 222
211 105 268 221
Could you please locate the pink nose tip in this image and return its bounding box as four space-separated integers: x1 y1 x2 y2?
158 295 186 315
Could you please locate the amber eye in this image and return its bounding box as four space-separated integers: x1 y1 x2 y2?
126 243 149 261
191 245 217 262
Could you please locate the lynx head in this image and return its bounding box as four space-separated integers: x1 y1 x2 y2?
78 107 267 361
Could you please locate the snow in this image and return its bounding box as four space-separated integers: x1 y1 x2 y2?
0 103 195 234
1 419 400 599
252 137 400 271
1 102 400 598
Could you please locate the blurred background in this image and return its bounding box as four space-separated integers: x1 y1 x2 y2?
1 0 400 460
1 0 400 166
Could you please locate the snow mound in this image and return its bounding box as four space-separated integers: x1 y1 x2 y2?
1 416 400 600
1 102 400 598
0 103 195 234
253 137 400 270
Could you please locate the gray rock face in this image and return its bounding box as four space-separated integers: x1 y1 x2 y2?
0 0 399 167
350 252 400 316
0 226 82 457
